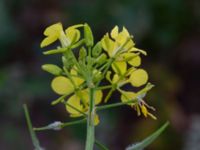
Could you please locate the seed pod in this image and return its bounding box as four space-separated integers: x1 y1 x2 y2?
42 64 62 75
84 23 94 47
92 42 102 57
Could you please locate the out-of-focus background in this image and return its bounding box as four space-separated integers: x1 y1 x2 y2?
1 0 200 149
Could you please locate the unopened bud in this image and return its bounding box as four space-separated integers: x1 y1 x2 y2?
42 64 62 75
84 23 94 47
92 42 102 57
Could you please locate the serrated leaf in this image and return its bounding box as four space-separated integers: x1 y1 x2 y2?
126 121 169 150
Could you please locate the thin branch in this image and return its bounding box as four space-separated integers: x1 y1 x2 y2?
96 99 138 111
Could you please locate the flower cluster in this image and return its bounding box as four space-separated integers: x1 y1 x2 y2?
41 22 156 126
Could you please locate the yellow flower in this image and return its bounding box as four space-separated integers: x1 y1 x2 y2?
51 72 102 125
106 67 148 88
106 71 129 89
41 23 83 48
101 26 134 57
41 23 64 48
65 89 102 117
120 89 156 120
101 26 146 75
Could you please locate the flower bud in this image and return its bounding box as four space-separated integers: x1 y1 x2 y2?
95 53 107 66
42 64 62 75
92 42 102 57
84 23 94 47
79 47 87 62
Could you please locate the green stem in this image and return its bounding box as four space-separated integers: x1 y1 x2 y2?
96 99 138 111
96 58 114 86
23 104 43 150
34 118 86 131
85 87 95 150
95 85 112 90
61 118 86 128
104 87 115 103
71 39 85 49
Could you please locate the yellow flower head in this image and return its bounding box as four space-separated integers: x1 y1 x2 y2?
51 74 102 125
120 83 156 120
101 26 147 76
41 23 64 48
41 23 83 48
101 26 134 57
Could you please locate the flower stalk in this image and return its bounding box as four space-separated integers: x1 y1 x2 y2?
24 22 166 150
85 87 95 150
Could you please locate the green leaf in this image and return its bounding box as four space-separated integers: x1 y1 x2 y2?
51 94 67 105
126 121 169 150
23 104 44 150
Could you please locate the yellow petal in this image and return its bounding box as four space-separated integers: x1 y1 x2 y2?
44 22 63 36
115 32 127 46
40 36 58 48
73 77 84 86
65 28 80 43
77 89 89 105
121 91 137 105
141 105 148 117
112 74 120 83
69 67 84 86
94 114 100 126
111 26 119 39
122 27 130 37
115 28 134 50
128 56 141 67
41 23 63 47
78 89 102 105
101 34 115 57
51 76 74 95
94 90 103 105
123 53 141 67
112 61 127 75
66 94 83 117
129 69 148 87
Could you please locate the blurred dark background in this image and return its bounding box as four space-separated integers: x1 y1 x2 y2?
1 0 200 149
